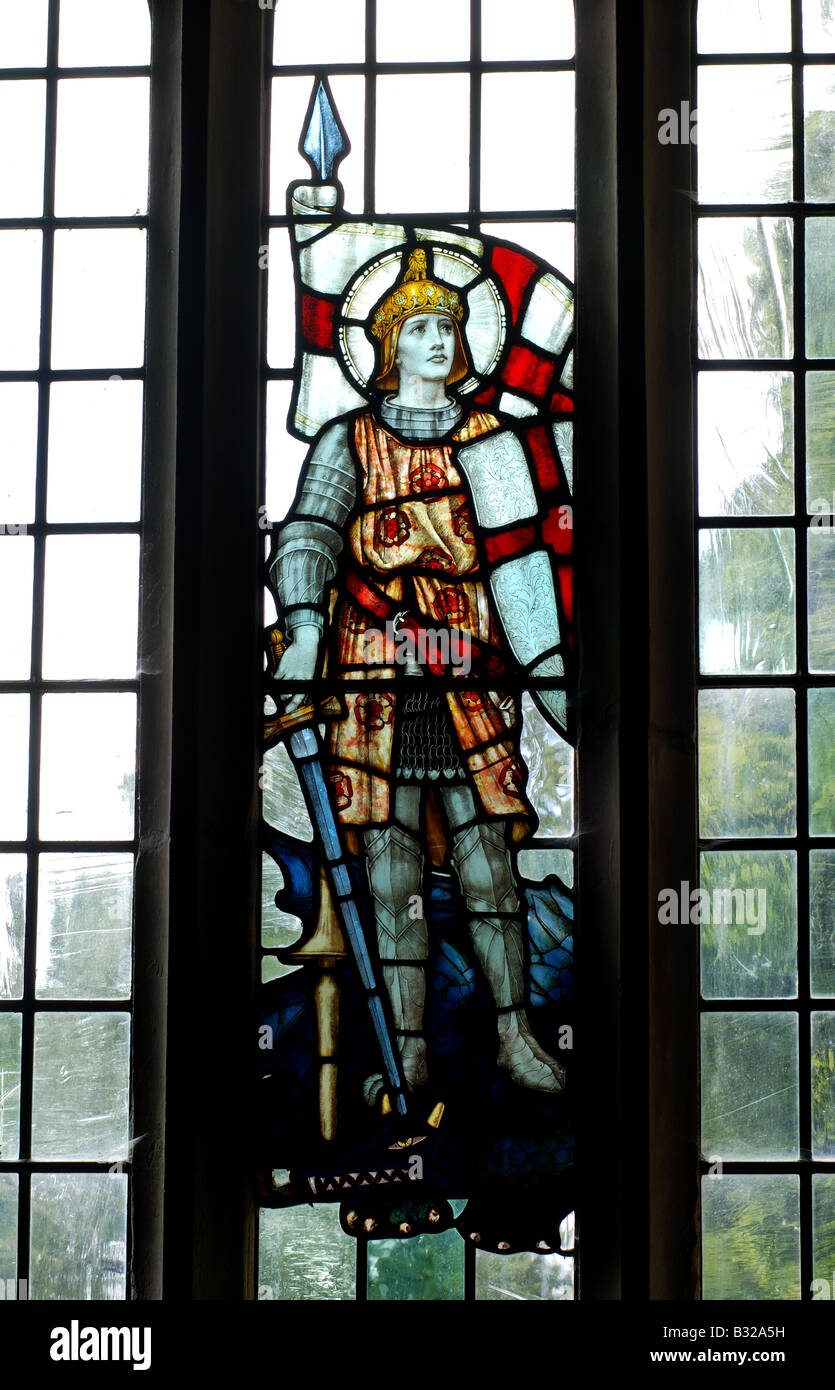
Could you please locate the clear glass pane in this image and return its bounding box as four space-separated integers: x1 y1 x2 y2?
0 536 34 678
36 854 133 1000
0 1174 17 1295
0 0 49 66
0 696 30 841
804 0 835 51
42 535 140 679
699 528 795 674
265 382 318 527
0 82 45 216
813 1175 835 1285
261 852 301 953
377 75 470 214
258 1204 356 1300
809 529 835 671
481 221 575 283
809 687 835 835
697 67 792 204
29 1173 127 1301
261 742 313 841
367 1229 464 1300
51 229 147 369
270 75 364 216
273 0 365 65
701 1011 799 1159
378 0 470 60
0 383 38 527
805 66 835 201
811 850 835 996
476 1247 574 1299
807 372 835 505
55 78 150 217
698 688 796 837
0 855 26 1000
58 0 151 67
700 851 797 998
702 1174 800 1300
40 694 136 841
698 372 793 517
520 695 573 837
266 227 295 369
31 1012 130 1160
813 1012 835 1157
698 0 792 52
47 379 143 523
698 218 793 360
0 1014 22 1161
481 73 575 213
481 0 574 58
807 219 835 359
517 847 574 888
0 231 42 370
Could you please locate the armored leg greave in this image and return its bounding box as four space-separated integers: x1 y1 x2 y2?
364 819 428 1091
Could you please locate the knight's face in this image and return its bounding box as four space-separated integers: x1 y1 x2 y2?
394 313 457 385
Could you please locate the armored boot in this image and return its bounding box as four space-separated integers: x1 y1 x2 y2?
450 821 565 1092
364 822 428 1094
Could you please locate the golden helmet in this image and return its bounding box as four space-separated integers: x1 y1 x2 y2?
370 248 470 390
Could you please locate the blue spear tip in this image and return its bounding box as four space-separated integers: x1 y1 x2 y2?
301 78 350 182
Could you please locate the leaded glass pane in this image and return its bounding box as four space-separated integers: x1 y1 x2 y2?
697 67 792 205
700 851 797 999
807 372 835 506
811 851 835 997
481 0 574 58
806 219 835 360
698 218 793 361
47 380 144 523
809 529 835 671
376 76 470 214
0 696 30 841
809 688 835 836
378 0 470 61
57 0 151 67
0 0 48 66
701 1012 799 1160
0 536 34 680
812 1011 835 1158
367 1228 465 1301
481 73 575 212
698 371 794 518
476 1247 574 1300
54 78 150 217
36 854 133 1001
0 81 46 217
0 231 42 370
0 383 38 527
31 1012 130 1161
805 66 835 202
29 1173 127 1301
702 1174 800 1300
698 0 792 52
273 0 365 65
0 1175 17 1295
39 694 136 841
804 0 835 51
0 855 26 1001
0 1014 22 1162
699 528 795 674
42 536 140 680
50 229 147 369
812 1174 835 1287
698 688 796 838
258 1204 356 1300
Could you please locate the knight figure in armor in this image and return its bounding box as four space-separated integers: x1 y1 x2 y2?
271 246 569 1098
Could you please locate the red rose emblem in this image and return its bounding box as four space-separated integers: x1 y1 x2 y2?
418 546 455 572
354 692 395 731
452 502 475 544
459 691 486 712
408 460 447 494
329 770 354 810
432 587 470 625
375 506 412 548
498 760 524 796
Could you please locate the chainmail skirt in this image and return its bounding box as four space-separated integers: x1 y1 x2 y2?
395 689 467 781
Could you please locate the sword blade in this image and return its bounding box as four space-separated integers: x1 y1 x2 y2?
288 725 408 1116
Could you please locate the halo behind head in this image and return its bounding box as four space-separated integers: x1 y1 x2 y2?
371 248 470 390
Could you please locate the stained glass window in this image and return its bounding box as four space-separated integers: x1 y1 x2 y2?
258 0 576 1301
